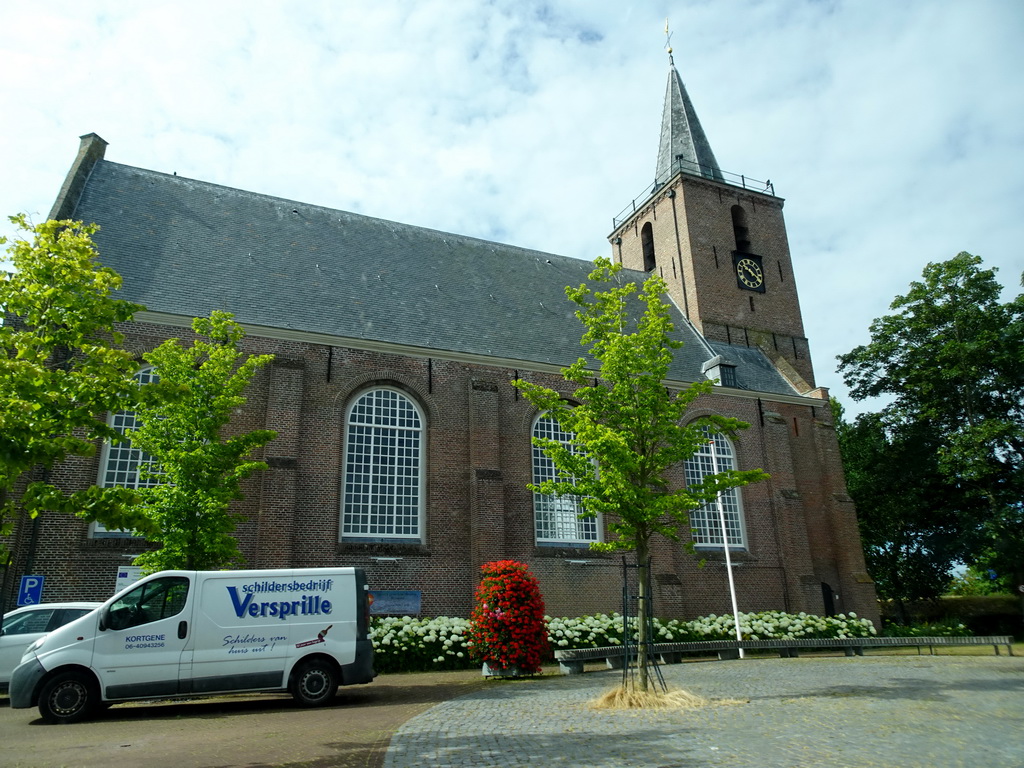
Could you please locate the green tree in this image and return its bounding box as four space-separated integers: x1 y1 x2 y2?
513 258 767 692
946 564 1013 596
837 252 1024 588
0 216 157 558
832 400 982 621
128 310 276 572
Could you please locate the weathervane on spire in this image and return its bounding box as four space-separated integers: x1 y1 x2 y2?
664 18 674 64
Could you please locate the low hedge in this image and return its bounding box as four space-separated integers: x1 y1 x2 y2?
881 596 1023 639
369 610 877 674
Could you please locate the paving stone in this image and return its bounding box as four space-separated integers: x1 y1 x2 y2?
385 656 1024 768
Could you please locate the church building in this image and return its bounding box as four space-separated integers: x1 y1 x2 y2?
3 56 879 624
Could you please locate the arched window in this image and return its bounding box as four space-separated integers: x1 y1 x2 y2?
684 428 747 549
342 388 424 541
731 205 751 253
99 367 161 489
641 222 657 271
95 367 162 538
532 414 598 545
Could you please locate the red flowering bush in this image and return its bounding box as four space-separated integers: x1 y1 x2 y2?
468 560 549 673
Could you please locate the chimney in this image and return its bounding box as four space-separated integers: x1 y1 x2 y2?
48 133 108 221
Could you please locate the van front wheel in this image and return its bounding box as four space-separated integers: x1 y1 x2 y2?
39 671 100 724
290 659 338 707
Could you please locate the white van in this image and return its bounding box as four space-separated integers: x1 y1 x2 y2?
10 567 374 723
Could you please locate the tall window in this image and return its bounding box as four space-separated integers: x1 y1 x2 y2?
342 388 424 540
731 205 751 253
684 428 746 548
641 222 657 271
532 414 598 545
95 367 161 538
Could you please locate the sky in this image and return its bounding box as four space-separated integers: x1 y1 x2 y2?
1 0 1022 415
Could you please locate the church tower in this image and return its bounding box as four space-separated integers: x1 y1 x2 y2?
610 52 817 393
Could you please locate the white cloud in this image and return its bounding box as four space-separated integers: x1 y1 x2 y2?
1 0 1021 415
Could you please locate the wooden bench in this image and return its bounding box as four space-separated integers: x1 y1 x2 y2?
553 635 1016 674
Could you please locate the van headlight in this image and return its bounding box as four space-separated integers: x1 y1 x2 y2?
24 636 47 656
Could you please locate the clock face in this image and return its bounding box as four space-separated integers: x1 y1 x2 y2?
736 257 764 289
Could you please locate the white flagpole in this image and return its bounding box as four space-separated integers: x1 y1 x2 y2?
708 435 744 658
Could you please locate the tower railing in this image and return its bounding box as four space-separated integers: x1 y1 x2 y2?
612 158 777 230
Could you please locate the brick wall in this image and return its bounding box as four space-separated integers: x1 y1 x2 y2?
0 319 879 628
612 175 814 387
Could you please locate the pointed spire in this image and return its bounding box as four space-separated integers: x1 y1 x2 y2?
655 52 723 186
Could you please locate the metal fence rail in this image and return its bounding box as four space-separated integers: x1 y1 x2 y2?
612 159 777 230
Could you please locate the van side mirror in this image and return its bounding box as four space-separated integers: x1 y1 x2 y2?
98 606 110 632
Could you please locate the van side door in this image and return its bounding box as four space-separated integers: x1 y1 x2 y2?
93 576 193 700
187 576 294 694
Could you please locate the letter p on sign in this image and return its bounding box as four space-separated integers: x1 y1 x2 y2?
18 575 45 606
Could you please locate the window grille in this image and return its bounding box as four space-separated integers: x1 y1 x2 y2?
685 428 746 548
532 414 597 544
342 388 423 539
94 367 162 538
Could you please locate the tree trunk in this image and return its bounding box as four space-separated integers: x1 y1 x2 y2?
636 537 650 692
893 597 908 626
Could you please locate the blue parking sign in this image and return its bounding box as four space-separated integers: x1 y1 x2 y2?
17 575 45 606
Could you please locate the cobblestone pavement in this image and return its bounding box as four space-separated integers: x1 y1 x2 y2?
384 656 1024 768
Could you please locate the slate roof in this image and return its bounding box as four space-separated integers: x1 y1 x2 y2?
63 154 797 396
655 55 724 186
